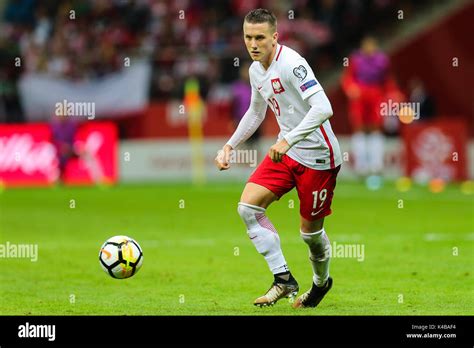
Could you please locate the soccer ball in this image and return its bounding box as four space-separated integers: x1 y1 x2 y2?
99 235 144 279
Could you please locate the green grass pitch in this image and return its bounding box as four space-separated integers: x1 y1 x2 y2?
0 181 472 315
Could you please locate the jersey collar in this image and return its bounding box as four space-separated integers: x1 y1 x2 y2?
259 43 282 72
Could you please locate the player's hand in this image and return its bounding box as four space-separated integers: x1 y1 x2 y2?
215 144 233 171
269 139 290 163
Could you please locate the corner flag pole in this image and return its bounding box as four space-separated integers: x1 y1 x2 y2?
184 77 206 185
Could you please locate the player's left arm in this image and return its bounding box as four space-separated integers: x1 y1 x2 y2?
269 58 333 163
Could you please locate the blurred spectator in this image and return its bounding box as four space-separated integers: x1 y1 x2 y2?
3 0 152 80
50 115 80 181
408 77 436 121
0 22 24 123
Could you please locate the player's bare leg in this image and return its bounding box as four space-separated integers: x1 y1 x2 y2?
240 182 278 209
293 216 333 308
238 183 299 306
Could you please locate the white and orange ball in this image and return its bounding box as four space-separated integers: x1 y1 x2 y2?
99 235 143 279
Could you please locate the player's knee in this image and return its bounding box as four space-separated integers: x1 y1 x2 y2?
237 202 251 221
237 203 279 256
237 202 265 228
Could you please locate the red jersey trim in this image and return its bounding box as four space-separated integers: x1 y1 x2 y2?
320 123 335 169
275 45 283 61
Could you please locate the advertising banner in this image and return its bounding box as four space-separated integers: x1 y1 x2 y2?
402 119 468 181
0 123 117 187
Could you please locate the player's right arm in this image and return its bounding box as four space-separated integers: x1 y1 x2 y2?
215 82 267 171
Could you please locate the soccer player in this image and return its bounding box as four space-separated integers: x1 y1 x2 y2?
215 9 342 308
341 35 402 184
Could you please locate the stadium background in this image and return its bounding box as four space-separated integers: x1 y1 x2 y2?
0 0 472 315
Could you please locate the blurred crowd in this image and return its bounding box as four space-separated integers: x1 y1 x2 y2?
1 0 435 123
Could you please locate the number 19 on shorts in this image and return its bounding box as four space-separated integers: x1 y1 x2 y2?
312 189 328 209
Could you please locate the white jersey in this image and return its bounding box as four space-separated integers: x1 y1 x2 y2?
249 44 342 170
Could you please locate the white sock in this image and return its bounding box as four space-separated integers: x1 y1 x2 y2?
367 131 384 174
237 202 289 274
300 228 331 287
351 132 368 175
